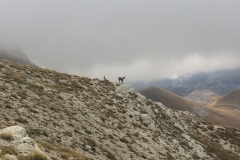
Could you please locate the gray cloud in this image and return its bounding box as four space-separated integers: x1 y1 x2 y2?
0 0 240 82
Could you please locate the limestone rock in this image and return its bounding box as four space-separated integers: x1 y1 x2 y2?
0 125 50 159
139 114 155 129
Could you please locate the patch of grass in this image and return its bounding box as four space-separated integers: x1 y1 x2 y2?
84 137 97 147
50 84 73 93
84 129 92 135
0 146 17 155
37 140 89 160
15 118 28 124
84 137 97 152
63 131 72 137
117 124 124 130
11 74 28 85
2 154 17 160
29 108 39 113
26 83 44 93
207 124 214 131
132 122 143 129
127 144 134 152
64 109 74 117
191 131 240 160
129 92 138 98
108 134 114 139
49 105 59 112
119 137 129 143
5 105 14 109
29 149 49 160
0 132 13 141
217 127 240 147
26 128 49 137
102 148 116 160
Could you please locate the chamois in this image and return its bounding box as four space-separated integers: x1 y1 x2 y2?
118 76 126 84
104 76 110 84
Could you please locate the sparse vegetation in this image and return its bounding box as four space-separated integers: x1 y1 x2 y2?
119 137 129 143
29 149 49 160
207 124 214 131
26 128 49 137
15 118 28 124
0 146 17 155
2 154 17 160
0 132 13 141
37 140 88 160
191 131 240 160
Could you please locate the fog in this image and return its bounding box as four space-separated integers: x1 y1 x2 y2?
1 0 240 82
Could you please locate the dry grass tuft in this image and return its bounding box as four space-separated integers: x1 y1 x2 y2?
2 154 17 160
0 132 13 141
37 140 89 160
0 146 17 156
29 149 49 160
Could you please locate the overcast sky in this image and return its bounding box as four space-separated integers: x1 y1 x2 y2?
0 0 240 82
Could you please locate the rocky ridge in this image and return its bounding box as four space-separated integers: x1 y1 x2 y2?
0 59 240 159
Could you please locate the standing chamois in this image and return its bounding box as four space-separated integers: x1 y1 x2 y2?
104 76 110 84
118 76 126 84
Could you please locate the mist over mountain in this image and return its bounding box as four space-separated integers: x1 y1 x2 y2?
0 48 37 67
134 67 240 98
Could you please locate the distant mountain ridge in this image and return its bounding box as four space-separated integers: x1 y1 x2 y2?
150 68 240 97
134 67 240 105
0 48 37 67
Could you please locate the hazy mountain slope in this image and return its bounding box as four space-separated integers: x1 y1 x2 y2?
139 86 240 129
0 59 240 159
185 89 220 105
0 48 37 67
211 88 240 110
139 86 203 112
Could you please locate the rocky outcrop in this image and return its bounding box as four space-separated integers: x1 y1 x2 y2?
0 125 50 159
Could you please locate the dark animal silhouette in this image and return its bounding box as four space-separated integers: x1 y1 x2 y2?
104 76 110 84
118 76 126 84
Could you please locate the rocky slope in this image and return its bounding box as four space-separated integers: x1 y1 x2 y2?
0 59 240 160
185 89 219 105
